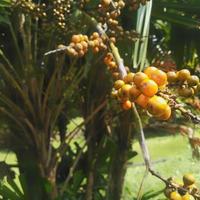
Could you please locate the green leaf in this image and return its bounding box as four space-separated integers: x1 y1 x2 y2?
0 184 21 200
7 178 24 198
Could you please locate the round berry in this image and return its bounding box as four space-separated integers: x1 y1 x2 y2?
122 100 132 110
140 79 158 97
177 69 191 81
187 75 199 86
147 95 168 116
133 72 149 87
183 174 195 186
167 71 178 83
135 94 150 109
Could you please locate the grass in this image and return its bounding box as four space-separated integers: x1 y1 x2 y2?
123 133 200 200
1 120 200 200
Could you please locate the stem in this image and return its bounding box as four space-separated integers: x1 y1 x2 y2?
132 104 151 169
9 22 24 69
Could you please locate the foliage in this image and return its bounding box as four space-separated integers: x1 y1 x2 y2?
0 0 200 200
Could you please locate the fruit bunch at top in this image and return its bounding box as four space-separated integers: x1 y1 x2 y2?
164 174 199 200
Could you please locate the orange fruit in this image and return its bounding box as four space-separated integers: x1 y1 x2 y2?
112 72 120 80
146 68 167 86
133 72 149 87
122 100 132 110
155 105 171 121
144 66 158 77
135 94 150 108
71 35 81 43
170 191 182 200
123 72 135 83
101 0 111 6
129 85 141 101
147 95 168 116
167 71 178 83
140 79 158 97
177 69 191 81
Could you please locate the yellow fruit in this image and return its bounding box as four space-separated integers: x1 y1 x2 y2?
123 72 135 83
170 191 182 200
101 0 111 6
120 84 132 97
144 66 158 77
133 72 149 87
177 69 191 81
182 193 191 200
187 75 199 86
183 174 195 186
114 80 125 90
147 95 168 116
167 71 178 83
156 105 171 121
140 79 158 97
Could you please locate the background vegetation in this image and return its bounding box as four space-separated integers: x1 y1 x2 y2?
0 0 200 200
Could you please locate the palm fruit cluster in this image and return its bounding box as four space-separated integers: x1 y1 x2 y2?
167 69 200 97
52 0 71 30
65 33 108 57
12 0 47 18
104 53 122 80
66 34 89 57
106 63 171 121
164 174 199 200
96 0 139 41
89 32 107 53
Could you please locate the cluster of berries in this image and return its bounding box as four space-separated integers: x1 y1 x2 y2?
167 69 200 97
66 34 89 57
164 174 199 200
52 0 72 30
103 53 128 80
108 65 171 121
97 0 138 41
12 0 46 18
89 32 107 53
65 33 108 57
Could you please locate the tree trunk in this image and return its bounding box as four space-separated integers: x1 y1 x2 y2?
107 146 129 200
107 112 133 200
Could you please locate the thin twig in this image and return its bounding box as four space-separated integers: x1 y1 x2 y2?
136 169 148 200
149 168 200 199
159 92 200 124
